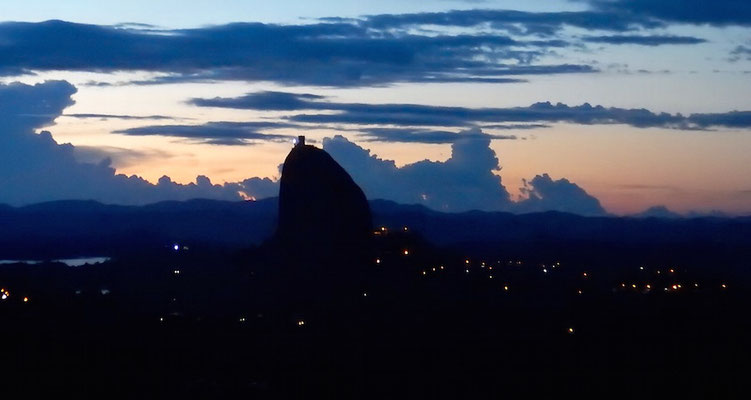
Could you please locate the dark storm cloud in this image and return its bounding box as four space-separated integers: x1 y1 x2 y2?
115 121 294 145
583 35 707 46
0 20 590 87
584 0 751 26
192 91 751 130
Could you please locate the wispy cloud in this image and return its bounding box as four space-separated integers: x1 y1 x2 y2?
191 91 751 130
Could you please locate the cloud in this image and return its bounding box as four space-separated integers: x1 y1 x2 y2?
0 80 606 215
357 9 663 35
584 0 751 26
583 35 707 46
73 146 173 168
194 90 751 131
0 80 274 205
517 174 605 215
323 131 605 215
115 121 294 145
729 45 751 62
0 20 591 87
63 113 175 120
355 127 517 143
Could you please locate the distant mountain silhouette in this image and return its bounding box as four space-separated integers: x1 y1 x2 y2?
1 197 750 259
275 137 372 256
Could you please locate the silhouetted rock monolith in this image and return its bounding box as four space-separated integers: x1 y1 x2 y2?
275 136 372 259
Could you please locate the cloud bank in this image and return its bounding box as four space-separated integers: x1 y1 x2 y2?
0 80 605 215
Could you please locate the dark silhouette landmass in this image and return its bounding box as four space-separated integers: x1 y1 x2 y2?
1 198 750 260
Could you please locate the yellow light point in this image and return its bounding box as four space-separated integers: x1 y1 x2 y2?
23 297 28 303
297 320 305 326
504 286 509 291
722 284 727 289
465 259 470 264
677 284 682 289
403 249 409 256
640 266 644 270
568 327 575 334
694 283 699 287
440 266 444 270
632 284 636 288
577 290 582 295
583 272 588 278
432 267 436 272
380 226 386 232
375 258 381 264
403 226 408 232
489 275 494 279
670 269 674 273
672 285 678 290
646 284 651 289
422 271 427 276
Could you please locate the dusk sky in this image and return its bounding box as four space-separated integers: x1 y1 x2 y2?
2 0 751 215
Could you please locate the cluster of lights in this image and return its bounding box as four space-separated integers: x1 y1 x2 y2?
1 288 8 300
297 320 306 327
422 266 446 276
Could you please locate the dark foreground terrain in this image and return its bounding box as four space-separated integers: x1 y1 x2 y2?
1 222 749 398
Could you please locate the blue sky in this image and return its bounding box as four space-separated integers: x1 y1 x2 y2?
1 0 750 215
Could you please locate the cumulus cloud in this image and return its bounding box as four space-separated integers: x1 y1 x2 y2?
0 80 605 215
323 131 605 215
0 80 267 205
517 174 605 215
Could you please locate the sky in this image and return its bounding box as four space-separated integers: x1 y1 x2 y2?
1 0 750 216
